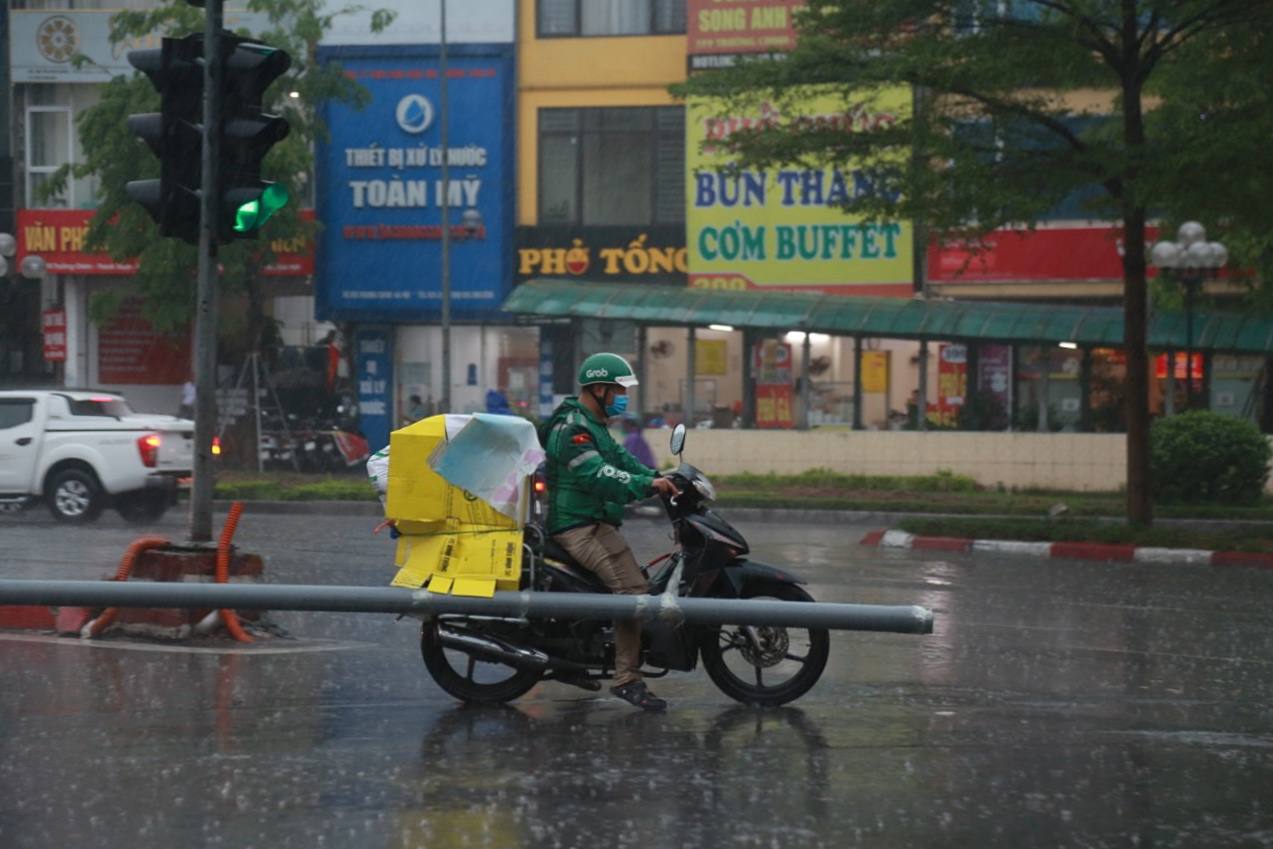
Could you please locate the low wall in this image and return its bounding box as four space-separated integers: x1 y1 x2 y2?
648 430 1129 492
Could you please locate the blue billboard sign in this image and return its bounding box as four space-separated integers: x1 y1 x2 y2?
315 44 514 322
355 326 393 451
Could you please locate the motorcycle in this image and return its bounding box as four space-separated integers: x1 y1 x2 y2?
418 424 830 706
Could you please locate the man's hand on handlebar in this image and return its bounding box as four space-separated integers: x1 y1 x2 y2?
651 477 680 499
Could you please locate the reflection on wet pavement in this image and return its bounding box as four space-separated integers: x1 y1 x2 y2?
2 510 1272 847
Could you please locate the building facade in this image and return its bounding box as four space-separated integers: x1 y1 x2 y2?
2 0 1260 440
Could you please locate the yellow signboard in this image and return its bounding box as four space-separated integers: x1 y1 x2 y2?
696 339 728 375
687 87 913 295
861 350 890 393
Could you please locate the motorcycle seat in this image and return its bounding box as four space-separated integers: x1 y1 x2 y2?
539 536 573 564
537 541 610 594
542 558 611 593
524 524 611 593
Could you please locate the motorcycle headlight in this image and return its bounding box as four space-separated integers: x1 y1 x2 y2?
693 476 717 503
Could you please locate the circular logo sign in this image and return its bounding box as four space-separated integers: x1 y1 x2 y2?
395 94 434 134
37 16 79 64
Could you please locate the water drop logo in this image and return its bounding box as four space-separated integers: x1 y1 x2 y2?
395 94 434 135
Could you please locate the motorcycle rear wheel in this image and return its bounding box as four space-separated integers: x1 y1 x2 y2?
699 582 830 706
420 621 542 704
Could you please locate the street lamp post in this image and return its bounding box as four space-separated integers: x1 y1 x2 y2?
0 232 50 382
0 232 15 271
437 0 484 414
439 0 452 414
1150 222 1227 410
0 233 44 281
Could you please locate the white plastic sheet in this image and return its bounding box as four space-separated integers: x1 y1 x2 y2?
365 445 391 496
428 414 544 520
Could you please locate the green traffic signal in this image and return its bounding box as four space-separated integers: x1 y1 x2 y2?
126 32 291 244
233 183 289 234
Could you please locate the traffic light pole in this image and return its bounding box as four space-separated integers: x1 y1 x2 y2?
190 0 224 543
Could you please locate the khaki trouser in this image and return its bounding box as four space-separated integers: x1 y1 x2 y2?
553 523 648 687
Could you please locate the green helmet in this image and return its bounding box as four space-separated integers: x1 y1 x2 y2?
578 353 639 388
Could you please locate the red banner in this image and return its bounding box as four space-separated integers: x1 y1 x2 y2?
928 225 1161 283
1155 352 1204 381
42 308 67 363
755 385 795 429
753 339 794 428
97 298 191 385
687 0 805 67
17 208 314 277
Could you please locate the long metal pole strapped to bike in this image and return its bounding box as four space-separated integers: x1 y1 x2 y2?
0 580 934 634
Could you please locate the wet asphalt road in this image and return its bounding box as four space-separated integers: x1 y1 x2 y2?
2 507 1272 849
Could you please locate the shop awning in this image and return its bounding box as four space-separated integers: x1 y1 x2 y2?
504 279 1273 355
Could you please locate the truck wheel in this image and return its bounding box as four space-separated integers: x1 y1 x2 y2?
116 490 169 524
46 467 105 523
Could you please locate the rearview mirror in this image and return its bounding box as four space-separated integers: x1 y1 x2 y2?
670 423 686 456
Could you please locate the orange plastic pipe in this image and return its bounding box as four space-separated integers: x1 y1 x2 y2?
87 535 169 637
216 501 253 643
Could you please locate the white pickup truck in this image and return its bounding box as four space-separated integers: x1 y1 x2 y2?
0 390 194 523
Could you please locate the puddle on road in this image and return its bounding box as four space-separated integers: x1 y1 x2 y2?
0 633 373 655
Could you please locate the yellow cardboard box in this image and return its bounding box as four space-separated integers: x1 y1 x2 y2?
385 415 518 528
386 415 526 597
390 525 524 597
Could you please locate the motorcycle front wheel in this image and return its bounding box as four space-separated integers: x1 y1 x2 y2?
699 582 830 706
420 621 542 704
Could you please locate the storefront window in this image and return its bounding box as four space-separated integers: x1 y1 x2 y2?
26 106 71 208
538 0 687 37
1014 345 1084 432
539 106 685 226
23 84 100 209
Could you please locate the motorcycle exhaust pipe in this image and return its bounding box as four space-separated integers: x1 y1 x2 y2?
437 625 588 673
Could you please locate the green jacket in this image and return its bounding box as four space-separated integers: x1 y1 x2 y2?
539 397 657 534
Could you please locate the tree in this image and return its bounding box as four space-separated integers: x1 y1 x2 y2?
676 0 1273 526
1148 14 1273 292
42 0 394 350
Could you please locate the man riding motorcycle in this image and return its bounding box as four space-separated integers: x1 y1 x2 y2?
539 353 678 711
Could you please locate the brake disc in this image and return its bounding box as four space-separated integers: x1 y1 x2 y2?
739 626 790 668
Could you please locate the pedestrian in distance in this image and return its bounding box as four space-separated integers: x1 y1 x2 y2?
405 394 426 424
538 352 678 711
177 375 196 420
621 413 655 468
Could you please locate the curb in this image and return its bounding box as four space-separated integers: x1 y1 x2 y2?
204 500 1273 533
212 499 383 516
861 528 1273 569
211 501 903 524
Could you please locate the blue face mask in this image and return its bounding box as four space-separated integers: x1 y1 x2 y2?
605 394 629 417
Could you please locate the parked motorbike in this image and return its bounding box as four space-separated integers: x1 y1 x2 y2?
258 411 368 474
418 424 830 706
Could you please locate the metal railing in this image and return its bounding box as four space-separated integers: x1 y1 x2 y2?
0 580 934 634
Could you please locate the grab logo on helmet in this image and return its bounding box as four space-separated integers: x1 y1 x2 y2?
585 369 610 379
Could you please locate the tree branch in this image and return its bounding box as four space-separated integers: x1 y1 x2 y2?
938 87 1090 155
1014 0 1123 67
1143 0 1262 73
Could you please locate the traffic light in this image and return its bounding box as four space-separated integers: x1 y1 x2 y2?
124 32 291 245
125 34 204 244
219 35 291 241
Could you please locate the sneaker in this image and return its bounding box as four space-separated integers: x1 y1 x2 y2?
610 680 668 712
555 672 601 692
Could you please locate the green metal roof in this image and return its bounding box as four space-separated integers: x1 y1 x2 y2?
503 279 1273 355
